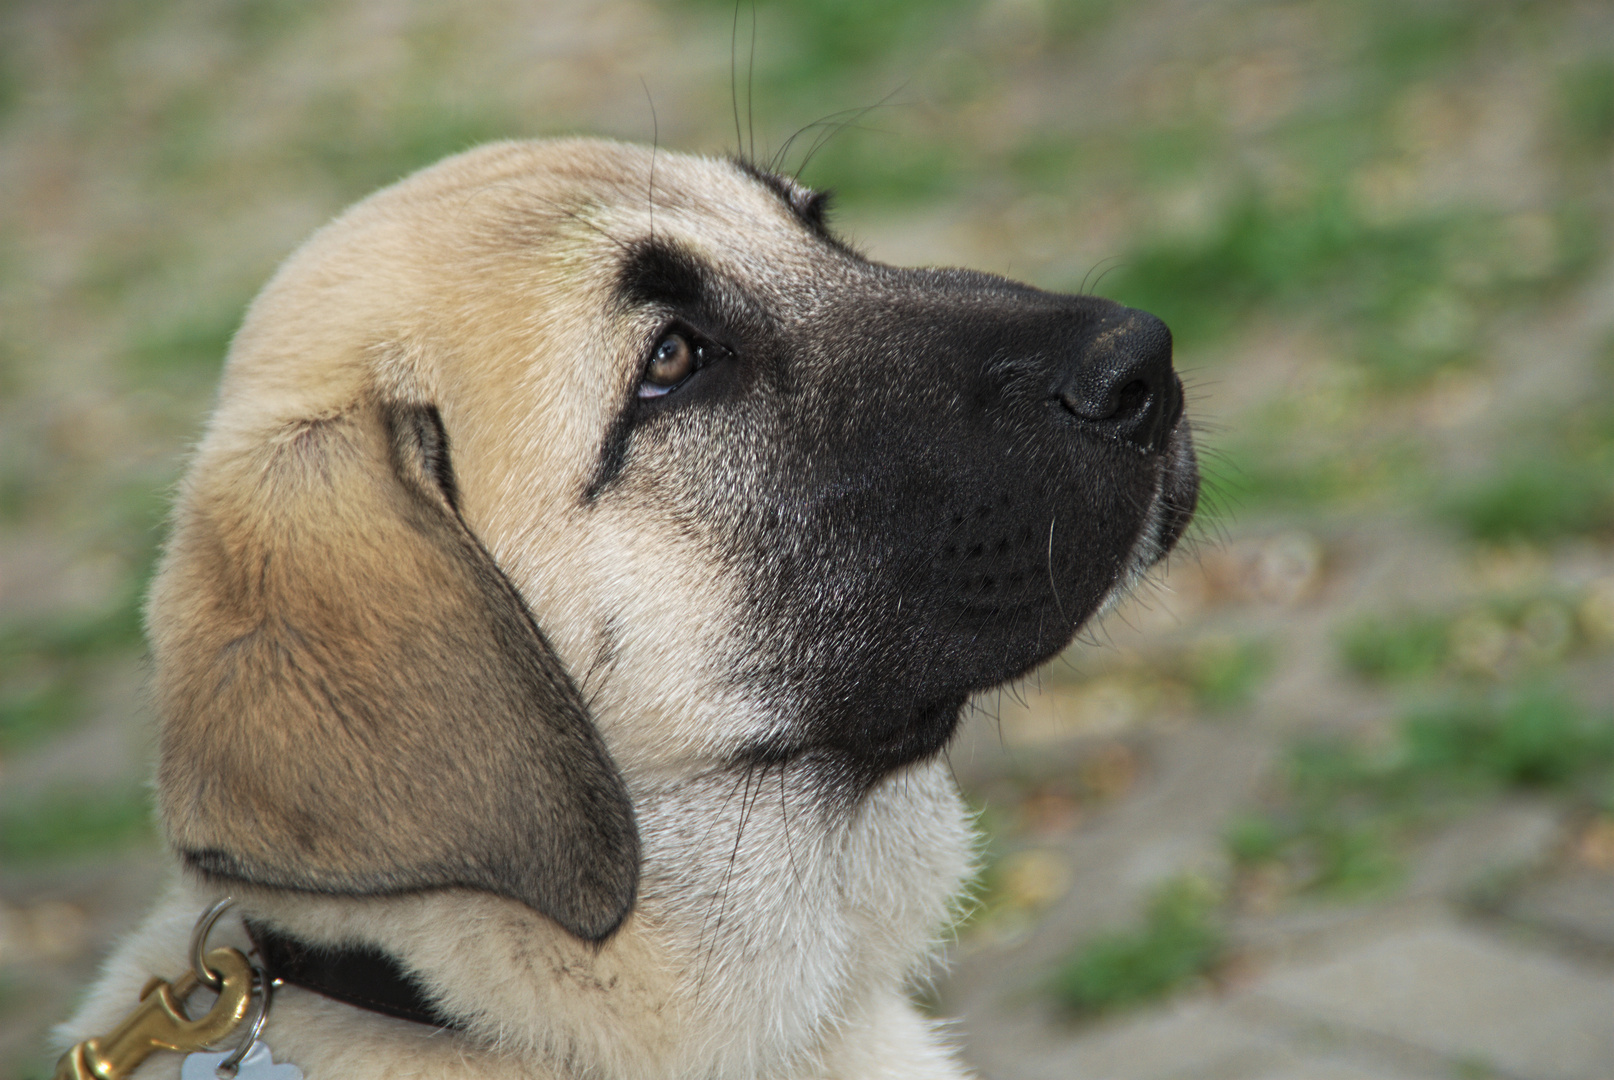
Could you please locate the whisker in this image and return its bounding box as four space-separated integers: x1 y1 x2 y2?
730 0 744 158
640 77 658 243
1046 515 1069 625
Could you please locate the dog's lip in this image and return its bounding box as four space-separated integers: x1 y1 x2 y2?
1146 420 1200 557
1074 418 1198 628
732 694 966 772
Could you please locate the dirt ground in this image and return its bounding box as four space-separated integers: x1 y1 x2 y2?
3 1 1613 1077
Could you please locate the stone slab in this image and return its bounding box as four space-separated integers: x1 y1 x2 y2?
1508 869 1614 951
1247 918 1614 1080
1407 800 1561 899
961 996 1436 1080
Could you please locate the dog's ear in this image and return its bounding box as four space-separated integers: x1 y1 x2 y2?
150 400 638 941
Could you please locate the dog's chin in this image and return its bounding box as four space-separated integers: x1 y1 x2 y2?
878 431 1199 782
1143 425 1202 563
741 425 1199 792
741 696 966 791
1109 422 1200 596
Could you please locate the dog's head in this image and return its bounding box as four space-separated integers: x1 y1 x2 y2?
150 138 1197 944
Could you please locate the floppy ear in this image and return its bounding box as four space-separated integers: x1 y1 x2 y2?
150 399 638 942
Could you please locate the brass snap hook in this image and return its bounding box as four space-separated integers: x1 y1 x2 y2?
53 900 256 1080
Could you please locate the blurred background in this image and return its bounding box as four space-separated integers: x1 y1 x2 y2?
3 0 1613 1076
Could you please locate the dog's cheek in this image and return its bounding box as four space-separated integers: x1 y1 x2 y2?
493 498 760 770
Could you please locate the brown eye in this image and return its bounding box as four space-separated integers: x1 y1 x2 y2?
639 333 697 397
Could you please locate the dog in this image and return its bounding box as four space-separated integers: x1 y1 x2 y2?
58 138 1197 1079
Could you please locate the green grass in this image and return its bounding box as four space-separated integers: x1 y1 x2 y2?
1398 690 1614 791
1339 613 1450 683
1042 0 1121 44
0 553 150 752
1207 442 1378 513
1442 458 1614 544
221 0 317 45
1097 189 1511 384
297 92 521 200
683 0 975 102
0 591 146 673
149 84 220 181
0 786 157 863
0 454 38 525
0 39 18 122
1339 592 1599 686
1358 0 1492 84
1435 336 1614 543
1230 687 1614 899
128 303 245 376
0 971 56 1080
6 1051 55 1080
1203 399 1432 513
1559 55 1614 155
0 680 84 754
790 130 963 207
1185 638 1271 712
670 0 989 203
1051 875 1222 1015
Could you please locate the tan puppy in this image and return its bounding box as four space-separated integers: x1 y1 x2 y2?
60 138 1198 1079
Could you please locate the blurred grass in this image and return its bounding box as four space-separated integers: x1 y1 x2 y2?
297 94 522 200
1208 438 1405 514
1051 875 1223 1015
1443 460 1614 545
679 0 1606 406
1559 55 1614 156
1183 638 1272 713
1440 336 1614 543
1339 612 1452 684
0 787 157 864
1229 687 1614 899
0 595 145 751
0 972 54 1080
1338 589 1604 685
1104 196 1507 384
127 303 245 377
0 482 160 754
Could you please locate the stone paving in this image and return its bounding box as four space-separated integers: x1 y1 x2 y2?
937 462 1614 1079
946 741 1614 1079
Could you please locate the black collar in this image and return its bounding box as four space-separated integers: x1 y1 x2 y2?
246 921 463 1031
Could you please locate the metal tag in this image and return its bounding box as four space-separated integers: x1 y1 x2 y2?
182 1043 302 1080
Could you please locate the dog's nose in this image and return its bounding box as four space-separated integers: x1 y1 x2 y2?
1056 309 1181 454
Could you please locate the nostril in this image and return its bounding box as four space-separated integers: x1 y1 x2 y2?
1059 376 1154 424
1112 379 1151 422
1054 308 1178 453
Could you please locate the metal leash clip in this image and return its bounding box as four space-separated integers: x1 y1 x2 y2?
53 898 275 1080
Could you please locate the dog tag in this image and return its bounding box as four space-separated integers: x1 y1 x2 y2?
182 1042 302 1080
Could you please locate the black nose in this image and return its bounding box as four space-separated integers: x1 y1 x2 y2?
1056 309 1182 454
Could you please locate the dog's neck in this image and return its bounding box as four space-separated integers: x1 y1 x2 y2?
211 757 971 1078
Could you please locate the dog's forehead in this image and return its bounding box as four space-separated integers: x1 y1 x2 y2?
582 141 799 215
205 134 886 532
489 144 845 298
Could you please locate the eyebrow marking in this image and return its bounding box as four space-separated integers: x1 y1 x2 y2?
732 160 836 236
615 237 711 311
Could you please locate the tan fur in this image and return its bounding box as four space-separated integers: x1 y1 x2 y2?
63 139 983 1078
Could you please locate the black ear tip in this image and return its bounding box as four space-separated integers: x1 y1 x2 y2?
558 886 638 943
511 806 640 942
533 876 638 943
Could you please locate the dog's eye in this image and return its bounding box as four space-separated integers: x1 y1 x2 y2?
638 332 698 397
